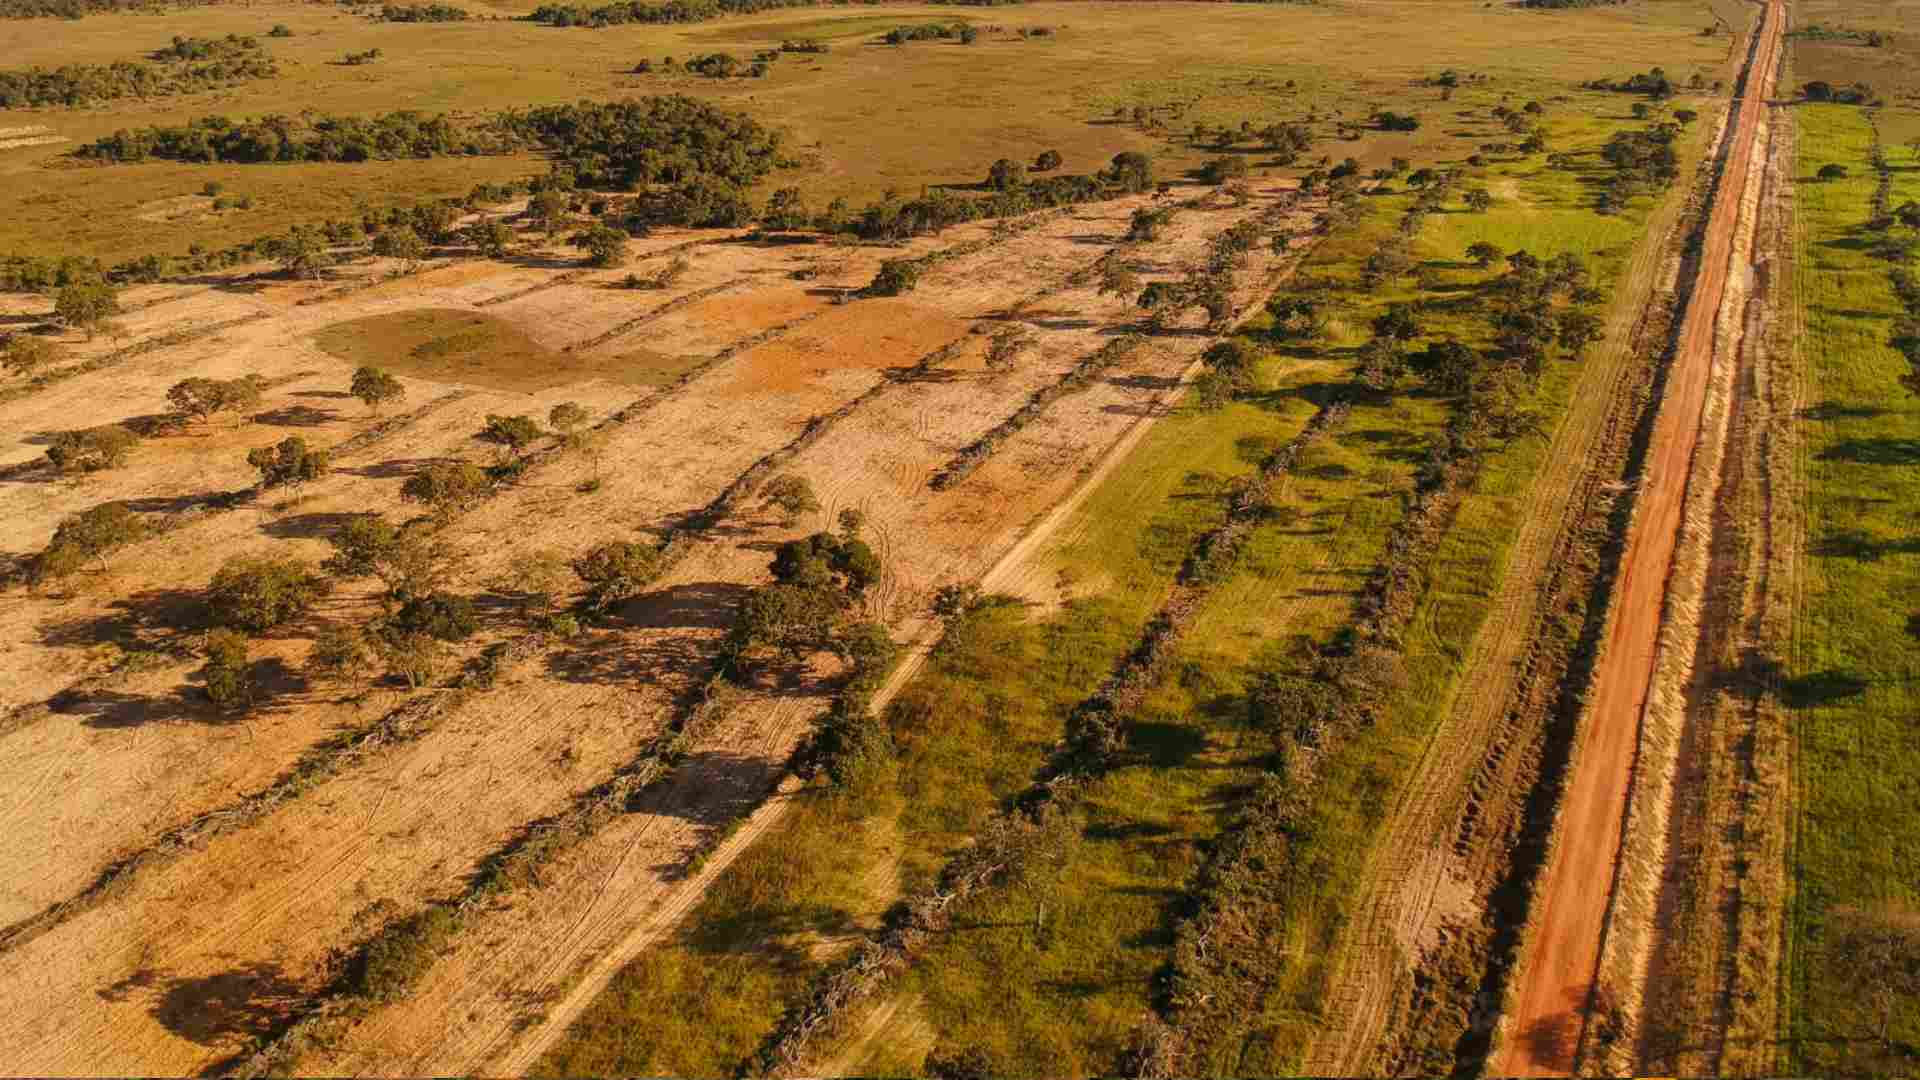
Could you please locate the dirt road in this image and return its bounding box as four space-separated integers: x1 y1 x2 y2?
1492 0 1787 1072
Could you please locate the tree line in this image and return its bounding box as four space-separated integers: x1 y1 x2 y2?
377 3 471 19
0 33 276 109
0 0 213 18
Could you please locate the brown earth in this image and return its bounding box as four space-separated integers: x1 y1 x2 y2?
0 185 1313 1074
1491 0 1787 1072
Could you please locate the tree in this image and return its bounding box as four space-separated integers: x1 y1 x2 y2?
464 217 515 259
307 624 377 687
35 502 147 581
1466 241 1504 270
865 259 922 297
351 365 405 413
986 158 1026 192
267 224 333 279
400 460 491 518
1463 188 1495 213
54 281 119 340
548 401 589 443
1033 149 1063 172
480 413 544 454
376 630 446 688
207 554 330 632
202 628 254 712
1105 151 1153 193
326 515 453 600
1557 310 1605 356
1371 303 1422 345
1825 903 1920 1059
248 436 330 490
372 225 428 270
1128 207 1172 242
167 376 261 425
761 187 809 231
957 23 978 44
387 591 478 641
44 425 138 474
761 473 820 524
1407 338 1479 395
1 333 60 377
573 540 665 612
530 189 570 236
495 548 571 617
1199 156 1249 185
1818 163 1850 182
571 223 629 267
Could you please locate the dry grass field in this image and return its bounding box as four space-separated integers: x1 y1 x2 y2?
3 0 1904 1075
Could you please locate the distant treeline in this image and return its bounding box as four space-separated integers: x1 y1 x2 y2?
529 0 1015 28
1519 0 1625 7
0 35 275 108
72 95 787 189
1 0 213 18
377 2 470 20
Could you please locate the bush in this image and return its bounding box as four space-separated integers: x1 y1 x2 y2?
207 554 331 631
1199 155 1249 185
760 473 820 523
248 436 330 489
387 591 478 641
1817 163 1849 181
347 906 460 1001
400 461 492 516
573 540 665 612
570 223 629 267
1 332 61 376
351 365 405 412
1032 148 1062 172
202 628 254 712
35 502 147 581
44 424 138 473
480 413 544 452
865 258 922 297
307 624 376 686
167 374 262 423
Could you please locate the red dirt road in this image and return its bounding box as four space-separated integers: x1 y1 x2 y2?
1492 0 1786 1072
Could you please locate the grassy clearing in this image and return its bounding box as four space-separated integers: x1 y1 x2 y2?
310 307 700 391
1788 0 1920 146
1 0 1727 262
1785 103 1920 1071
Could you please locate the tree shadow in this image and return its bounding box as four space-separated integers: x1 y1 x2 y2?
1513 984 1586 1072
616 580 754 631
1126 719 1209 769
1799 399 1885 422
291 390 356 400
1816 438 1920 466
99 963 304 1048
250 404 339 428
258 511 369 541
340 456 448 480
50 685 202 728
1810 529 1920 562
1779 669 1870 708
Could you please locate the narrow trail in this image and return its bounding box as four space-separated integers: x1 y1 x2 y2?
1491 0 1787 1072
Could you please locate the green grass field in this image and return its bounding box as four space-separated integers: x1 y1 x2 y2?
0 0 1731 263
1785 102 1920 1071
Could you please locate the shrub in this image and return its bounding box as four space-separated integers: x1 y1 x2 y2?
53 281 119 338
1199 155 1249 185
248 436 330 490
207 554 331 631
760 473 820 523
375 630 447 688
346 906 460 1001
570 223 629 267
167 374 262 424
1032 148 1062 172
202 628 254 712
1 332 61 376
573 540 665 612
865 258 922 297
400 461 491 516
480 413 544 453
44 425 138 473
1817 163 1849 181
35 502 147 581
307 624 377 686
387 591 478 641
351 365 405 413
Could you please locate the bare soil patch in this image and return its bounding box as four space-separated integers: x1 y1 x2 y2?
310 308 693 393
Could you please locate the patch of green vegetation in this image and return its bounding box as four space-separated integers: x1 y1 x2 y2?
311 308 702 392
1785 103 1920 1074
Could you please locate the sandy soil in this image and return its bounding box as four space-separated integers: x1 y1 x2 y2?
0 186 1312 1073
1491 1 1787 1072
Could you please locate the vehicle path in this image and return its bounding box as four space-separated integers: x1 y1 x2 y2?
1490 0 1787 1071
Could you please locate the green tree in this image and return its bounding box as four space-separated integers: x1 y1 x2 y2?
248 436 331 490
1032 149 1063 172
463 217 515 259
548 401 589 444
400 460 491 519
306 624 377 688
53 281 119 340
495 548 571 617
760 473 820 524
207 554 331 632
202 628 255 712
1466 240 1504 269
573 539 665 613
1818 163 1849 182
866 259 922 297
351 365 405 413
267 224 333 279
44 425 139 474
480 413 544 454
372 225 428 270
2 332 62 376
530 189 570 236
35 502 147 580
986 158 1026 192
1557 310 1605 356
1105 151 1153 193
1463 188 1495 213
1407 338 1479 395
570 223 629 267
761 187 810 231
167 375 262 425
376 630 446 688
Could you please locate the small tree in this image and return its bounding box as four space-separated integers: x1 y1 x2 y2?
1557 310 1605 356
986 158 1026 192
207 554 331 632
202 628 254 712
495 548 571 618
866 259 922 297
54 281 119 340
1106 151 1153 192
571 223 629 268
530 189 570 237
35 502 147 580
400 461 491 519
1466 240 1504 269
1463 189 1495 213
248 436 331 490
762 187 810 231
372 226 428 271
267 225 333 279
1 332 61 376
480 413 544 455
351 365 405 414
307 624 377 688
548 401 589 444
1818 163 1849 182
464 217 515 259
45 425 139 474
376 630 446 688
168 376 262 426
760 474 820 524
573 540 665 613
1033 149 1063 172
1407 338 1479 395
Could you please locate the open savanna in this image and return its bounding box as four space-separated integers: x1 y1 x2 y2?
533 63 1727 1076
1 0 1732 262
1785 102 1920 1073
1788 0 1920 145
